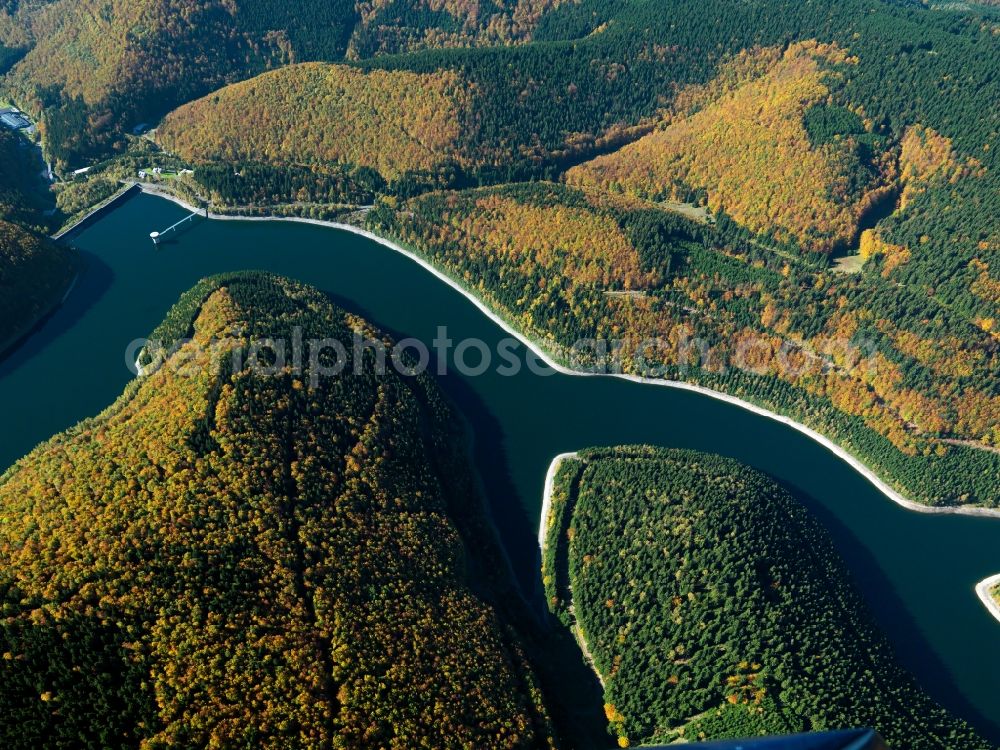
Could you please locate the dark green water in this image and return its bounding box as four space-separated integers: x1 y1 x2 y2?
2 193 999 740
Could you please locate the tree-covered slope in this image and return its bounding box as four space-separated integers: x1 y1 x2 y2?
0 0 360 167
345 0 569 59
0 218 74 355
541 446 992 749
0 126 47 225
153 0 1000 319
0 272 556 749
0 128 75 356
0 0 569 169
158 63 475 182
566 41 894 254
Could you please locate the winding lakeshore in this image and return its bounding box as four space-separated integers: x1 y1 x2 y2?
140 185 1000 627
536 449 606 690
137 184 1000 523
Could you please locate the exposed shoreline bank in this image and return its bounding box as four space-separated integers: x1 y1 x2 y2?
538 452 579 551
537 450 606 690
138 185 1000 620
976 574 1000 626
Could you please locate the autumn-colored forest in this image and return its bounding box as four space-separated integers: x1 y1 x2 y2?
158 64 474 180
0 0 566 168
566 42 889 254
0 273 558 749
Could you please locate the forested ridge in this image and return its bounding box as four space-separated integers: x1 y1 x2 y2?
158 63 475 182
0 272 559 749
565 41 894 255
542 446 993 748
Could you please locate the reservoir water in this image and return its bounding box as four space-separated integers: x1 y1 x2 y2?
2 193 999 741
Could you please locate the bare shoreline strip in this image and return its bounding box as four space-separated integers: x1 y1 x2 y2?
976 574 1000 626
139 186 1000 616
538 451 579 551
536 449 606 689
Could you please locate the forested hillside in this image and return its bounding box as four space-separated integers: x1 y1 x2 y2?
158 63 475 183
346 0 568 58
0 0 568 168
153 0 1000 326
0 126 47 226
0 273 557 749
566 41 894 254
542 446 993 748
369 182 1000 507
0 0 359 167
0 128 75 356
0 218 75 355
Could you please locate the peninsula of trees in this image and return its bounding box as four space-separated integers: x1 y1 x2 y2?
542 445 993 749
0 273 558 749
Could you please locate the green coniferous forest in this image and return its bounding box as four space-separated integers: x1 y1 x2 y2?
542 446 992 748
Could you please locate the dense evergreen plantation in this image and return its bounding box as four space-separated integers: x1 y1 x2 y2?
0 273 559 749
368 181 1000 507
542 446 993 748
0 128 75 355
